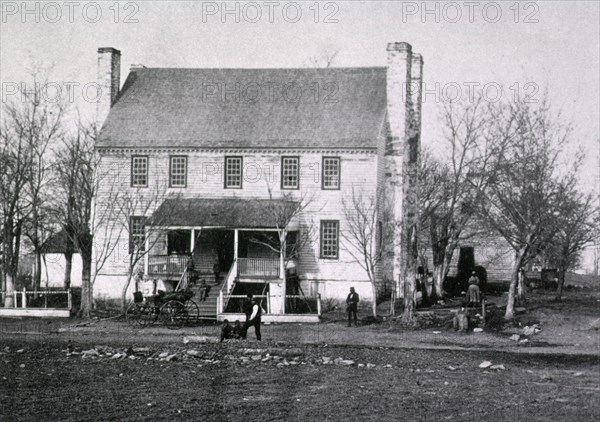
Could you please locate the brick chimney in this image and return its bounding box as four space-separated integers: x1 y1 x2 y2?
383 42 423 298
96 47 121 129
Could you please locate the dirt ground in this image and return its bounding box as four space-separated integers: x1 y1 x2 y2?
0 289 599 421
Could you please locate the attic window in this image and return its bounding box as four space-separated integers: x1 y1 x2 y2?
224 156 243 189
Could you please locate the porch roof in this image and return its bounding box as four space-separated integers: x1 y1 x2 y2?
150 198 298 228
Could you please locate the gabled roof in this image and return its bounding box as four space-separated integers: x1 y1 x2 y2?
97 67 387 149
151 198 298 228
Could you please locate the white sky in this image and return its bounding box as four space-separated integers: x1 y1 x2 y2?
1 1 599 192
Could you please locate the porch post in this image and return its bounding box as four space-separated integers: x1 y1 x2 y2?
144 235 149 275
234 229 239 261
190 228 195 254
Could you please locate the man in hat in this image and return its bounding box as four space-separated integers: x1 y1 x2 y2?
346 287 359 327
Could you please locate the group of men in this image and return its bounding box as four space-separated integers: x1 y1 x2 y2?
220 294 263 342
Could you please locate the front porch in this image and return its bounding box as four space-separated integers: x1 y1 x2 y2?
145 198 320 321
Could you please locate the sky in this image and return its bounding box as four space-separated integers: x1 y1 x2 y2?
1 0 599 190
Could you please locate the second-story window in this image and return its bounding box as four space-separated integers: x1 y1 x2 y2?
320 220 339 259
281 156 299 189
322 157 340 190
225 156 243 189
131 155 148 187
169 156 187 188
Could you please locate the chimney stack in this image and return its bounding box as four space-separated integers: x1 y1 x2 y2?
383 42 423 297
96 47 121 129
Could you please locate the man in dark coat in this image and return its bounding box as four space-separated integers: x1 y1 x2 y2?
346 287 359 327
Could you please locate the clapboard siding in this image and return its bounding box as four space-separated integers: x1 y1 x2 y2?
94 148 381 299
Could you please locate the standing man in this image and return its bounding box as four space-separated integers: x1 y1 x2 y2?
243 298 262 341
346 287 359 327
242 293 253 321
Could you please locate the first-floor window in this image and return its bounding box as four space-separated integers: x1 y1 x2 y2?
320 220 339 259
130 216 146 254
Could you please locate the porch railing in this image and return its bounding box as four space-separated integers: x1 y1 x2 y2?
148 255 188 276
237 258 280 278
0 289 72 309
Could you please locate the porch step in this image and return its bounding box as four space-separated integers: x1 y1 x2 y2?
189 282 223 319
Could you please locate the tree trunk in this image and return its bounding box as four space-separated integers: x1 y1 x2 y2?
516 269 527 304
4 273 16 308
555 267 567 300
432 262 447 301
121 270 135 312
371 280 378 318
402 274 416 324
34 249 42 292
64 251 73 290
79 257 93 318
505 250 527 320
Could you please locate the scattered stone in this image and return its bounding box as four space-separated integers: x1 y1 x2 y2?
358 364 365 368
523 324 541 336
573 372 583 377
384 364 392 368
473 328 483 333
132 347 150 354
16 349 24 353
479 361 493 369
366 363 376 369
519 339 529 344
268 348 304 357
338 360 355 366
128 355 137 360
432 331 441 335
183 336 218 344
165 354 178 362
515 307 527 314
250 355 262 361
510 334 520 341
447 366 457 371
19 364 25 368
81 349 100 358
158 352 169 358
240 348 267 355
490 364 506 371
186 350 202 357
322 357 332 364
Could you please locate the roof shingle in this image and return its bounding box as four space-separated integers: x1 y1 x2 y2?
97 67 387 149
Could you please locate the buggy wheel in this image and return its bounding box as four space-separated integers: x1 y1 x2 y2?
182 300 200 326
126 302 158 327
125 302 141 326
159 300 186 329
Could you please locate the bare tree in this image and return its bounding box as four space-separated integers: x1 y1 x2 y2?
480 95 574 320
112 183 181 311
0 69 64 305
419 95 509 301
542 191 598 300
249 187 316 298
54 122 125 317
341 189 392 317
